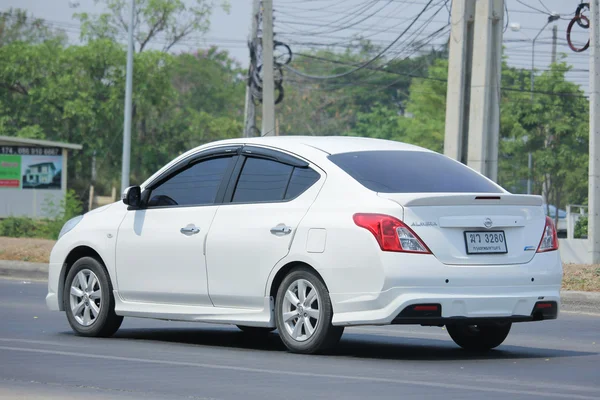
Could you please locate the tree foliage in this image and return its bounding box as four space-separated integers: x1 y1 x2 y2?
0 8 243 204
0 8 66 46
74 0 229 52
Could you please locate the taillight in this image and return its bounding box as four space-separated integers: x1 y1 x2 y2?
353 213 431 254
537 216 559 253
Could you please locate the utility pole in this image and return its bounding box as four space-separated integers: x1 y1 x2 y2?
121 0 135 193
243 0 260 138
540 24 558 201
551 24 558 64
261 0 276 136
444 0 476 164
467 0 504 182
589 0 600 263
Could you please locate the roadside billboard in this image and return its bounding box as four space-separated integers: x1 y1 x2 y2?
0 146 62 190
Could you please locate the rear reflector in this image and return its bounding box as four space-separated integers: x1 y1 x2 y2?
397 303 442 318
413 305 439 312
535 302 553 309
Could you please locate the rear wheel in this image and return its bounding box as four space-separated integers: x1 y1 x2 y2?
275 268 343 354
446 322 512 351
63 257 123 337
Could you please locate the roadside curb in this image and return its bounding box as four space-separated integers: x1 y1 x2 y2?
0 260 598 313
560 290 600 314
0 260 49 281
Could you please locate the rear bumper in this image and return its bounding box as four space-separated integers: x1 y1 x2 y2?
331 286 561 326
391 300 558 325
327 247 562 326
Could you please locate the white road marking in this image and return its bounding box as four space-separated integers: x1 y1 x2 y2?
0 345 597 399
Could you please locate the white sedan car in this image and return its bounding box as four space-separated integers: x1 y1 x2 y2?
47 136 561 354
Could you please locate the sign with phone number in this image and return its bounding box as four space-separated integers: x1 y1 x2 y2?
0 146 62 156
0 147 63 190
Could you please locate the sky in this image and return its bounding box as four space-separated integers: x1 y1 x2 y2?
0 0 592 92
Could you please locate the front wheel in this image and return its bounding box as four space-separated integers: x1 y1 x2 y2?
63 257 123 337
446 322 512 351
275 268 343 354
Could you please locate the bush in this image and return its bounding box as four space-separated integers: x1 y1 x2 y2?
574 216 588 239
0 217 39 238
0 190 83 240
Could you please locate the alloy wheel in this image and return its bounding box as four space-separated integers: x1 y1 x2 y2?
281 279 320 342
69 269 102 327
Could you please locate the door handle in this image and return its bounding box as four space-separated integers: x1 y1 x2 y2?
270 224 292 235
180 225 200 235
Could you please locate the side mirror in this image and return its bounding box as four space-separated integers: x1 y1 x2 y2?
122 186 141 208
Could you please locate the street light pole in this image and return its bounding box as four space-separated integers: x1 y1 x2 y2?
510 13 559 195
121 0 135 194
529 17 557 101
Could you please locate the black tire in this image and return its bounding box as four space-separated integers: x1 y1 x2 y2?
63 257 123 337
275 267 343 354
236 325 276 335
446 322 512 351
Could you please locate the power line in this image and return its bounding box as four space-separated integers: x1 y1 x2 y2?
290 52 586 98
283 0 438 80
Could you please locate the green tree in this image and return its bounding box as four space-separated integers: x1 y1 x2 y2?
396 58 448 152
0 34 246 199
349 104 406 140
0 8 66 46
278 46 446 135
499 62 588 219
74 0 229 52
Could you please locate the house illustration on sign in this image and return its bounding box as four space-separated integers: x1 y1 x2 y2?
24 162 57 186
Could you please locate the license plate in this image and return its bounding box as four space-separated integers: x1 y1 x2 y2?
464 231 508 254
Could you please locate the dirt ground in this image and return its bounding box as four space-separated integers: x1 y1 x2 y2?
1 237 599 291
562 263 600 292
0 236 55 263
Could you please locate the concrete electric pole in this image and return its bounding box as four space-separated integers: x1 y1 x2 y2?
466 0 504 182
444 0 503 182
243 0 260 138
589 0 600 263
121 0 135 193
444 0 475 165
261 0 276 136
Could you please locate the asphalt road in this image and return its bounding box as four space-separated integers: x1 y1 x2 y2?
0 278 599 400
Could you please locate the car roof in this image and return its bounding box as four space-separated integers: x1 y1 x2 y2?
215 136 431 155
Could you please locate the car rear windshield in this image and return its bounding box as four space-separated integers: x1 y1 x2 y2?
328 150 503 193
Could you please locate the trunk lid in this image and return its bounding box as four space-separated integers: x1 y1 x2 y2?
379 193 546 265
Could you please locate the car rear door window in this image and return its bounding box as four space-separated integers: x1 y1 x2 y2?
284 168 320 200
232 157 293 203
328 150 503 193
148 156 232 207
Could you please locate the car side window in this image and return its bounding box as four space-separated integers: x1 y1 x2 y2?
231 156 321 203
232 157 293 203
284 168 320 200
148 156 232 207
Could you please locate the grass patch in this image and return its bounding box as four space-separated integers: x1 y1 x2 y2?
563 264 600 291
